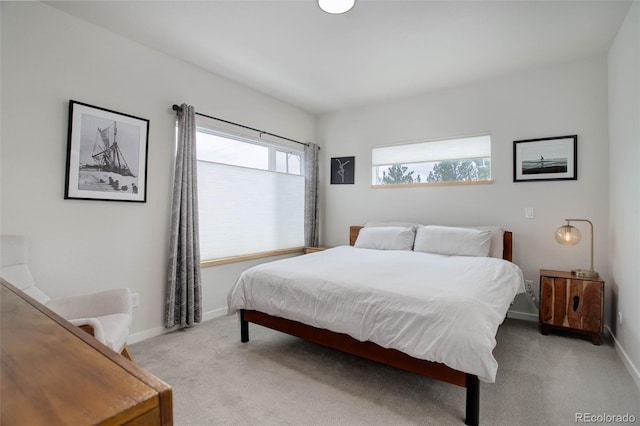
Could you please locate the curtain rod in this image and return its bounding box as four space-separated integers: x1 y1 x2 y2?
172 104 311 148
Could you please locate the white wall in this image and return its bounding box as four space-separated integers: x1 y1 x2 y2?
0 2 315 340
1 2 632 368
317 56 610 321
608 0 640 388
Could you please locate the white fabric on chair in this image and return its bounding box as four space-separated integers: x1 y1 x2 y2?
0 235 132 356
68 318 106 344
46 290 132 352
68 314 130 351
45 288 132 320
0 264 51 304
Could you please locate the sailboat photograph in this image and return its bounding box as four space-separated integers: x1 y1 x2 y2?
65 100 149 202
82 121 135 177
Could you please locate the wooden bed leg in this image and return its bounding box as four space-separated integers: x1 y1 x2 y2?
465 374 479 426
240 309 249 343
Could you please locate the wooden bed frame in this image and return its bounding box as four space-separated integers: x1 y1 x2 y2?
240 226 513 426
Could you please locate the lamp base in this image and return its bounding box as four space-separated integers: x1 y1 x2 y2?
572 269 599 278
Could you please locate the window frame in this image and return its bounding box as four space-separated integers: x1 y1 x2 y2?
195 126 303 176
194 124 306 266
371 133 493 188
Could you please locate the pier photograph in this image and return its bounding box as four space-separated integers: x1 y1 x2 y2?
514 135 577 182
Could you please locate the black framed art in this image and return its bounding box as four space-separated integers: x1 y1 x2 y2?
65 100 149 202
513 135 577 182
331 156 355 184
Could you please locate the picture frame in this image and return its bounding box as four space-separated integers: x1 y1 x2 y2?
65 100 149 202
331 156 355 184
513 135 577 182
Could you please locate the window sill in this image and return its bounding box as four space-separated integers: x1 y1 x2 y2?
303 246 332 254
200 247 304 267
371 180 494 189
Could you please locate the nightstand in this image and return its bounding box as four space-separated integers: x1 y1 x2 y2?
539 269 604 345
303 246 331 254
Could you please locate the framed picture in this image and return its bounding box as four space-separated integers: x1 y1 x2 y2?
513 135 577 182
65 100 149 202
331 156 355 184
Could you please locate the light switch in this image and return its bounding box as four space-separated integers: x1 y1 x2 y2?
524 207 535 219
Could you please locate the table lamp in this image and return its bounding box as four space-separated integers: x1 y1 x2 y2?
554 219 598 278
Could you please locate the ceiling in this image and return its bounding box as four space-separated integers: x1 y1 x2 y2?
49 0 631 115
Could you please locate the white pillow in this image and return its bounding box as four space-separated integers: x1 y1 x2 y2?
414 225 491 257
466 226 504 259
354 227 416 251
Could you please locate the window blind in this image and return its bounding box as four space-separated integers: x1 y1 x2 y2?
197 161 304 260
372 135 491 166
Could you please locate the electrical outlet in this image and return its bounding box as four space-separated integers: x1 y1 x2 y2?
525 280 534 291
131 293 140 308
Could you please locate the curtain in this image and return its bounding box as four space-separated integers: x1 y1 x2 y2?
304 143 320 247
166 104 202 328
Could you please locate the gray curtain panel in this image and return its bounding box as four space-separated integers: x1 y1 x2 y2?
304 143 320 247
166 103 202 329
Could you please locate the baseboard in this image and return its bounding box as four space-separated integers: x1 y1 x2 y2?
506 310 538 322
128 325 165 344
127 307 228 345
606 325 640 392
202 307 228 322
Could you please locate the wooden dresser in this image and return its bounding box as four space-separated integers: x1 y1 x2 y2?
538 269 604 345
0 279 173 425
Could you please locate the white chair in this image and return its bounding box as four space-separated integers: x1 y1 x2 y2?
0 235 134 360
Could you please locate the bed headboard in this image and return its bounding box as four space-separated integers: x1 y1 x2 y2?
349 225 513 262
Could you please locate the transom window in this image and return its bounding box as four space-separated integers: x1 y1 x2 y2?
372 134 491 186
197 131 302 175
196 127 304 261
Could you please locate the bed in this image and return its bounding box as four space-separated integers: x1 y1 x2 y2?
228 224 524 426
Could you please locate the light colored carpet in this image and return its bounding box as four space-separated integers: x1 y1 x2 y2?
131 316 640 425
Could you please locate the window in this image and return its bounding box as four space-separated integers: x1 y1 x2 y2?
196 127 304 262
371 134 491 186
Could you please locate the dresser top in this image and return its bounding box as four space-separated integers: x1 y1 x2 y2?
540 269 604 282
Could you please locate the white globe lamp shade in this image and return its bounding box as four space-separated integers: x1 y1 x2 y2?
555 224 581 245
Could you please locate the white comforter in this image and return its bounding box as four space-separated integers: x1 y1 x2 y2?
227 246 525 383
